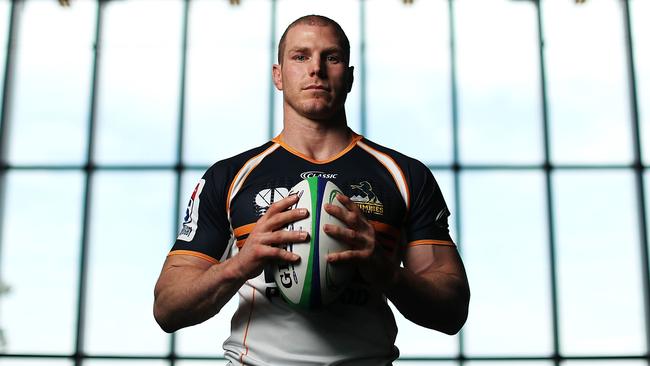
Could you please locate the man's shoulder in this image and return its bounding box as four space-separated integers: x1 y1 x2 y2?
205 140 278 175
358 137 428 173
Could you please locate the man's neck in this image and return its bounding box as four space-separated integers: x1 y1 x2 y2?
280 110 352 162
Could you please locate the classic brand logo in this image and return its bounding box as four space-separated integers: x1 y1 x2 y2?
350 181 384 216
300 171 338 179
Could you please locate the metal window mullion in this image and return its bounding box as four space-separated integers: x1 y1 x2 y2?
74 1 104 364
359 0 367 136
534 1 561 364
447 0 465 363
0 0 19 352
268 0 277 139
622 0 650 360
169 0 192 364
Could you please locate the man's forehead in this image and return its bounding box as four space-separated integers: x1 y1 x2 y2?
284 23 344 49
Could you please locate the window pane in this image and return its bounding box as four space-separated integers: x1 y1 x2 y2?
456 0 542 164
7 0 95 164
184 0 271 165
0 360 72 366
94 0 182 164
273 0 361 136
177 361 229 366
543 0 632 164
461 172 552 356
1 172 83 354
393 170 458 358
366 0 451 164
85 172 175 354
175 170 237 356
563 362 647 366
554 171 645 355
632 0 650 164
84 361 168 366
467 362 553 366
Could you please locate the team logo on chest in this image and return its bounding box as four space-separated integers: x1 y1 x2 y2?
350 181 384 216
254 187 289 216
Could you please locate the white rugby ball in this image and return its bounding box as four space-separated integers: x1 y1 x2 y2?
274 177 354 309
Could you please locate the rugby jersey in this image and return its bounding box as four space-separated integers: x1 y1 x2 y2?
169 131 454 366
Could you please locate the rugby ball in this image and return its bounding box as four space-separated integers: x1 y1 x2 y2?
274 177 353 309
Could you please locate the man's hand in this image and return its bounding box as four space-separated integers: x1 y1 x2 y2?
229 194 310 280
323 193 398 290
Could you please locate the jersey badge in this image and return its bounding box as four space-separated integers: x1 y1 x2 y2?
254 187 289 216
177 179 206 242
350 181 384 216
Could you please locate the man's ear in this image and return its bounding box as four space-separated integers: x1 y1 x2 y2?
346 66 354 93
272 64 283 91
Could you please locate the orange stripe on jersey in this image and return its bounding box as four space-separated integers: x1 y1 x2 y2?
408 239 456 247
356 141 411 211
272 133 363 165
240 286 256 365
227 143 280 217
369 220 400 240
236 239 247 249
233 223 256 238
167 250 219 264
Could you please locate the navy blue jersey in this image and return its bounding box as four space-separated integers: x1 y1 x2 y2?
169 132 454 365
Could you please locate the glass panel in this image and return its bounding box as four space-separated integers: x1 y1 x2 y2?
176 361 229 366
273 0 361 136
183 0 271 165
562 362 647 366
543 0 632 164
7 0 95 165
632 0 650 164
0 172 83 354
175 170 237 356
467 363 553 366
0 360 72 366
456 0 542 164
84 361 168 366
94 0 182 165
461 171 552 356
85 172 175 354
366 0 451 164
393 170 457 358
554 171 645 355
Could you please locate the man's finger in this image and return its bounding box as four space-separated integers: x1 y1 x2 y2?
261 229 310 246
264 207 309 231
323 223 364 248
265 194 300 216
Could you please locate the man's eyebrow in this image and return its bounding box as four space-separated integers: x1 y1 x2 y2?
287 47 310 53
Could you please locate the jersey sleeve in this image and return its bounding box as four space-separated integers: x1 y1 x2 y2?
169 164 233 263
405 162 455 247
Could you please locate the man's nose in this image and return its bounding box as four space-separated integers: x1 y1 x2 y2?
308 56 325 77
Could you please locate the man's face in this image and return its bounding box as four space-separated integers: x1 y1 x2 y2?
273 23 353 121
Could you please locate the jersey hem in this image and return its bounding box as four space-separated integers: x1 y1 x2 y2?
408 239 455 247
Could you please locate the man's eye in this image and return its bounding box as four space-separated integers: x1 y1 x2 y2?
294 55 307 61
326 55 340 63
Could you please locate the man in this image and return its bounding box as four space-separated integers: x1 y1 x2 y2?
154 15 469 366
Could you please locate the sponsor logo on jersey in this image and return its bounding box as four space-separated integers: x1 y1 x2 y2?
254 187 289 216
299 171 338 180
178 179 206 242
350 181 384 216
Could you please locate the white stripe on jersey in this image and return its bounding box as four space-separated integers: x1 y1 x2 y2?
227 143 281 222
356 141 410 210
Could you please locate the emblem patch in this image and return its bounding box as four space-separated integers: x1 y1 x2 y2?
350 181 384 215
254 187 289 216
178 179 206 242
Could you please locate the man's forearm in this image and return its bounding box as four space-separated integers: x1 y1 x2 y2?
384 266 470 335
153 258 246 333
